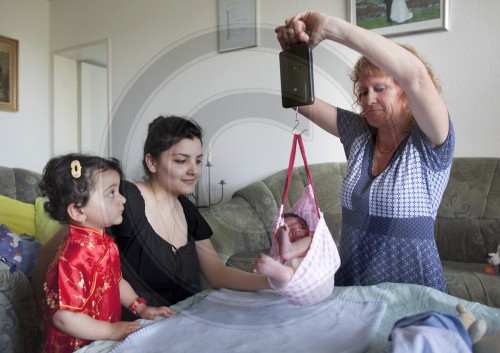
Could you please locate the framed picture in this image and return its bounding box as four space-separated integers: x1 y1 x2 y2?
349 0 449 37
217 0 257 52
0 35 19 111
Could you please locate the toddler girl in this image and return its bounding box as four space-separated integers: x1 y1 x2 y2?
39 154 175 353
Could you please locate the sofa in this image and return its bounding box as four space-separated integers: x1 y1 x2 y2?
1 158 500 352
0 166 45 353
199 157 500 308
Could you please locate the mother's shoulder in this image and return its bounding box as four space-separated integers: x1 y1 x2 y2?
120 179 144 198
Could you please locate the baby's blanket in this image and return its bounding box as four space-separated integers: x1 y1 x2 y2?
111 288 386 353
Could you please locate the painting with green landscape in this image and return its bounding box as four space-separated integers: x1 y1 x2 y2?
349 0 447 37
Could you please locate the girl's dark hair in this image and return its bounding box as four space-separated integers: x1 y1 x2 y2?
142 115 203 178
39 153 123 224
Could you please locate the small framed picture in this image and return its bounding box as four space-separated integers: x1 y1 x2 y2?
349 0 449 37
217 0 257 52
0 35 19 112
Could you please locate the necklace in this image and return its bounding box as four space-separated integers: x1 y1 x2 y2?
147 182 178 254
376 143 397 154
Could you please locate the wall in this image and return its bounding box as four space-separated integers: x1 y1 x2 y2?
0 0 50 172
2 1 500 204
394 1 500 158
49 0 348 205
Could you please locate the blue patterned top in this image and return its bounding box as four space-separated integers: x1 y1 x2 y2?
335 108 455 292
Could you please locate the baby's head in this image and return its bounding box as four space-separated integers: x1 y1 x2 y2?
284 213 310 241
39 153 123 224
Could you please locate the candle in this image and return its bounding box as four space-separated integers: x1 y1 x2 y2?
207 145 212 164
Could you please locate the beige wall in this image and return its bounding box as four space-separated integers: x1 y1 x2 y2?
0 0 50 172
1 1 500 204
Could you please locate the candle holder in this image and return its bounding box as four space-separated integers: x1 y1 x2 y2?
190 162 226 208
206 161 226 208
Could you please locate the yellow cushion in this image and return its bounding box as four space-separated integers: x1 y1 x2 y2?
35 197 63 244
0 195 36 236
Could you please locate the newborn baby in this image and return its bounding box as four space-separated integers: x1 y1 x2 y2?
252 213 313 288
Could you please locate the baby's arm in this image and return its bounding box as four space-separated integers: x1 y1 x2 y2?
52 310 141 341
119 278 176 320
277 224 312 261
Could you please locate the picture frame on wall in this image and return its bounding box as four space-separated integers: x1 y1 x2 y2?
349 0 449 37
0 35 19 112
217 0 257 52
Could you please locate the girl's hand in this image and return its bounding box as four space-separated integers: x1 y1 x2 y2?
275 11 329 50
109 321 142 340
137 305 176 320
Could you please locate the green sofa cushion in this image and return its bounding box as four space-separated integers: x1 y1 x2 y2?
0 196 36 236
34 197 63 244
435 218 500 263
200 196 271 262
443 260 500 308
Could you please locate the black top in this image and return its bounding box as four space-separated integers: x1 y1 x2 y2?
109 180 212 307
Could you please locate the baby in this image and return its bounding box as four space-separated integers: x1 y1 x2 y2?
252 213 313 288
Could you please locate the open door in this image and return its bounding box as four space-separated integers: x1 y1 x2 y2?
53 40 109 156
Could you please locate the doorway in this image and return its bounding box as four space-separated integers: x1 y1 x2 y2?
52 40 110 156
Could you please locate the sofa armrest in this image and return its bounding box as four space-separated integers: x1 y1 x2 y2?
0 166 42 204
0 262 40 353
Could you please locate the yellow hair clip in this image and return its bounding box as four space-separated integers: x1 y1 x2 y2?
70 160 82 178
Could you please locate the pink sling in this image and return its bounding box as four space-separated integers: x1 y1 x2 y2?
269 134 341 305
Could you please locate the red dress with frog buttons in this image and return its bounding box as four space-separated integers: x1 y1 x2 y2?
42 225 122 353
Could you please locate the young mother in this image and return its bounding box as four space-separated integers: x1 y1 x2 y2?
110 116 269 310
275 11 454 292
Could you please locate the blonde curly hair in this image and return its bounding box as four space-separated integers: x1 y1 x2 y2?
349 44 441 133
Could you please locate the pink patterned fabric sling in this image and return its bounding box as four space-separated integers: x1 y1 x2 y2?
269 134 341 305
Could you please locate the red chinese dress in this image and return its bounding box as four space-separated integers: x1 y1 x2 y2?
42 225 122 353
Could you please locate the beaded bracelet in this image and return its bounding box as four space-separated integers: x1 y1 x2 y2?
128 297 147 316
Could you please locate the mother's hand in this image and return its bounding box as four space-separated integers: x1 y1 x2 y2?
275 11 329 50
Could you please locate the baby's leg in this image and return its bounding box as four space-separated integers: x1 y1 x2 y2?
284 257 304 272
252 253 294 288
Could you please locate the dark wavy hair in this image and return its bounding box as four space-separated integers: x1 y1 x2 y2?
283 212 308 226
142 115 203 179
39 153 123 224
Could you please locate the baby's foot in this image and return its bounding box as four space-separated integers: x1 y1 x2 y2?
252 253 293 288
